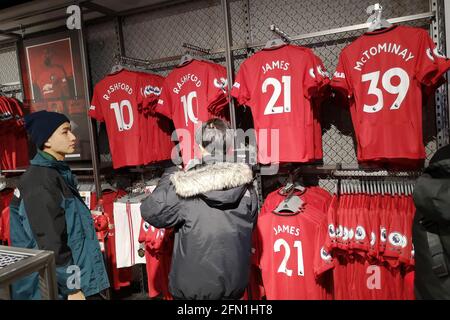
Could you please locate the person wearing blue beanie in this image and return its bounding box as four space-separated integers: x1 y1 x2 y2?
24 110 73 154
9 111 110 300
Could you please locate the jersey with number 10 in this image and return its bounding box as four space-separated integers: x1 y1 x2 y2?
89 70 147 168
331 25 450 161
231 44 326 164
155 59 228 166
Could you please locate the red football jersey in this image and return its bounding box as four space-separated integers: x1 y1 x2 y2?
331 25 449 162
253 188 334 300
36 65 70 99
137 72 174 165
231 44 326 163
89 69 148 168
155 59 228 166
91 190 132 291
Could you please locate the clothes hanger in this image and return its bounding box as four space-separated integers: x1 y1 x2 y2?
264 37 287 49
366 3 392 32
179 52 194 66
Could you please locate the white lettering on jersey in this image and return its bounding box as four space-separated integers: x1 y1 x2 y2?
102 82 133 101
89 105 96 110
334 71 346 79
354 43 415 71
262 60 290 74
273 224 300 237
233 82 240 89
173 74 202 94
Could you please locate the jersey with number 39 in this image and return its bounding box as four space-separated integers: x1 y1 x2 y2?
231 44 327 164
89 69 145 168
331 25 450 161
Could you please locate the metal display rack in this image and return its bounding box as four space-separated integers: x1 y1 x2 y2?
0 245 58 300
0 0 449 299
0 0 447 196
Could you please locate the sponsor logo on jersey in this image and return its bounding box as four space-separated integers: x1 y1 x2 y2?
370 232 376 246
143 85 162 97
388 232 403 247
402 235 408 249
320 247 332 262
427 47 447 61
380 227 387 242
355 226 367 241
336 225 343 238
348 228 354 240
342 227 349 241
328 224 336 238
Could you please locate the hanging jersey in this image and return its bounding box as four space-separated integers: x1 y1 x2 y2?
253 188 334 299
91 190 133 290
155 59 228 166
113 201 146 268
331 25 450 162
231 44 327 163
89 69 146 168
137 72 174 164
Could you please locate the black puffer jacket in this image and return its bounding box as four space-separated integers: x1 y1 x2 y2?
413 144 450 299
140 158 258 300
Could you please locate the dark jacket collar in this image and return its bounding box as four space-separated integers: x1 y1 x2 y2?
31 150 76 189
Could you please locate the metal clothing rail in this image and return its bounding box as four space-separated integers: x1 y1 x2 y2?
182 42 211 55
137 11 434 66
270 24 292 43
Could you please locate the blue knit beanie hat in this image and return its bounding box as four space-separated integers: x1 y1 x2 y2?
24 110 70 149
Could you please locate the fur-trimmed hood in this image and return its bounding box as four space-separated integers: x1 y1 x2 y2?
170 161 253 205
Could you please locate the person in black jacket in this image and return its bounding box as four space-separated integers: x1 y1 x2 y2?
413 143 450 299
140 118 259 300
10 110 109 300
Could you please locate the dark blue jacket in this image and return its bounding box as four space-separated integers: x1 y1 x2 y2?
9 151 109 299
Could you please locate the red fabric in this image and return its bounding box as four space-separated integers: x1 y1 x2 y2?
154 59 228 166
89 70 159 168
253 187 334 299
0 97 29 170
139 224 173 299
331 26 450 162
137 72 174 165
327 192 416 299
35 65 70 99
91 190 133 291
0 189 14 245
231 44 327 163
